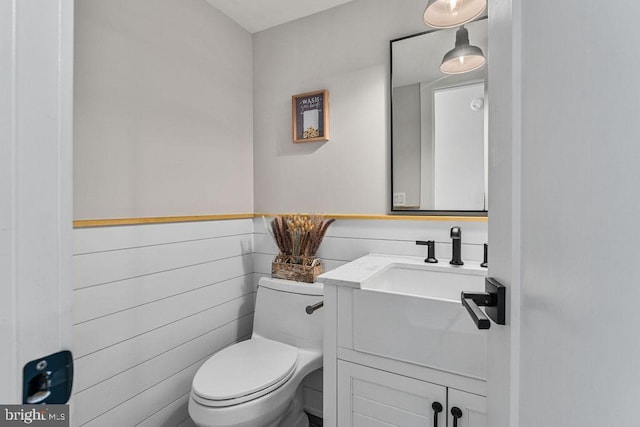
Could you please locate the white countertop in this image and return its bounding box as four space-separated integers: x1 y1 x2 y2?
317 253 486 288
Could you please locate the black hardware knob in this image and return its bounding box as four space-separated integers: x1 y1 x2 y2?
432 401 443 427
451 406 463 427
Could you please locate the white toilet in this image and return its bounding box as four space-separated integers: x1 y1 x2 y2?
188 277 324 427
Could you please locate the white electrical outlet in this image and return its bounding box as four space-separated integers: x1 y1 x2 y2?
393 192 406 207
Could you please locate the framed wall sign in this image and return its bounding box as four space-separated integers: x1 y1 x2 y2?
292 89 329 143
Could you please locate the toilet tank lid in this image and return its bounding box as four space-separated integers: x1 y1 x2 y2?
258 277 323 296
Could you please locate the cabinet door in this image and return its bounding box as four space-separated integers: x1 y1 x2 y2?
338 361 447 427
448 389 487 427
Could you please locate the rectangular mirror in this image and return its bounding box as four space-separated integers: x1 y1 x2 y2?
391 18 488 216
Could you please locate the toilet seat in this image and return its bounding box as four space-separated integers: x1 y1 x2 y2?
192 337 298 408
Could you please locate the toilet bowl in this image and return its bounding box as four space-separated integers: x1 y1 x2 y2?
188 277 324 427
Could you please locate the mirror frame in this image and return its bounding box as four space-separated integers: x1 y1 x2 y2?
389 18 488 217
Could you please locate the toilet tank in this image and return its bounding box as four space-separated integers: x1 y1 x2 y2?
253 277 324 352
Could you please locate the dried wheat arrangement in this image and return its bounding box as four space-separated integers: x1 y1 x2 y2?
270 214 335 258
267 214 335 282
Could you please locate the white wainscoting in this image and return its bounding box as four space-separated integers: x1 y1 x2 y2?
254 216 489 419
73 216 487 426
73 219 254 426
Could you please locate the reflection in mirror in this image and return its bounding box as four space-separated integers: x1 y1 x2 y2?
391 18 488 215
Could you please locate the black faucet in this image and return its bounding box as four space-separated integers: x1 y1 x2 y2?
481 243 488 268
450 226 464 266
416 240 438 263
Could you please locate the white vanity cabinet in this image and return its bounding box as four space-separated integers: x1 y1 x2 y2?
338 360 446 427
319 254 489 427
448 388 487 427
337 361 486 427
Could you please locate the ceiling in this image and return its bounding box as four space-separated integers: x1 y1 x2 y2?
205 0 356 33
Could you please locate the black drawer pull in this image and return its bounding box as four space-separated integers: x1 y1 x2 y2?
451 406 463 427
432 401 443 427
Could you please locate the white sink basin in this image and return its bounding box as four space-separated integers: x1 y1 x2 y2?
362 263 485 300
344 257 488 379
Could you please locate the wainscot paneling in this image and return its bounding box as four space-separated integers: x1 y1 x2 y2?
73 219 253 426
73 216 487 426
74 234 252 289
253 217 488 275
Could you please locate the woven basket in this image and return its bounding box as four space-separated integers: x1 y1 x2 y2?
271 254 323 283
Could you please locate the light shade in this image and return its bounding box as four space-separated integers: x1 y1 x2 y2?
440 26 486 74
423 0 487 29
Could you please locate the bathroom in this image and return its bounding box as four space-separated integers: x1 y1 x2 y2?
3 0 640 426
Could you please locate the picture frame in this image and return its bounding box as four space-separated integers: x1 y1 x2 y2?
292 89 329 143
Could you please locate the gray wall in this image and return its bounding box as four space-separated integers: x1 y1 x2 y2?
74 0 254 219
74 0 472 217
392 84 421 208
252 0 429 214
